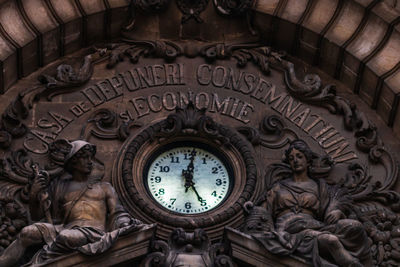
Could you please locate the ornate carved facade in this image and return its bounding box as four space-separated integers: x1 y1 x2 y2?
0 0 399 266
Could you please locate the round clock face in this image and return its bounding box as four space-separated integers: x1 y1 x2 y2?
145 143 232 214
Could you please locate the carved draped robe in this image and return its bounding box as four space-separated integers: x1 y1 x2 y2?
26 173 141 266
254 178 371 267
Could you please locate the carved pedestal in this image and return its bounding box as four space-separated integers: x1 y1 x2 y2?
37 224 157 267
224 227 308 267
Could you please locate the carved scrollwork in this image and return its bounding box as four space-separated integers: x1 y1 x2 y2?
156 102 229 145
79 109 142 141
141 239 169 266
107 40 182 68
237 114 298 149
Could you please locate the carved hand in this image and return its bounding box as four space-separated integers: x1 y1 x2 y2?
30 169 49 200
325 209 345 224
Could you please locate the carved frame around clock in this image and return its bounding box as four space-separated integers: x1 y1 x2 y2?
112 104 257 238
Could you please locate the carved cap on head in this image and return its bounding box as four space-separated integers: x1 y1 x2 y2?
64 140 96 163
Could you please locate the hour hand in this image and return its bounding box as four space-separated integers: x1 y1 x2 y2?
182 169 193 192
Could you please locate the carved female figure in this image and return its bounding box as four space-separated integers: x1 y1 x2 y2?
254 140 372 267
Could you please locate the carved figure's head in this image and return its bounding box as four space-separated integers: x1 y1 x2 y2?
65 140 96 175
285 140 313 174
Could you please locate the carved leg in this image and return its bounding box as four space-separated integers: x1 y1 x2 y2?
50 228 89 251
317 233 362 267
0 225 44 266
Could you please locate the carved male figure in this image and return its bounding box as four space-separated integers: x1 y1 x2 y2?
0 140 142 266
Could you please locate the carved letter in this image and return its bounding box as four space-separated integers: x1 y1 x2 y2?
210 94 230 114
130 97 150 117
162 92 177 111
148 94 162 112
197 64 212 85
195 92 210 109
152 65 166 86
82 86 105 106
212 66 227 87
236 102 254 123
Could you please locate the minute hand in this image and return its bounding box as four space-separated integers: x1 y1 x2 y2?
191 184 203 202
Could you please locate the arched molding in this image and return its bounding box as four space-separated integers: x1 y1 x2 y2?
0 0 130 93
252 0 400 135
0 0 400 135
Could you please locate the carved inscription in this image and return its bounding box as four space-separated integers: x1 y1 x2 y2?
121 91 253 123
196 64 357 163
23 63 357 163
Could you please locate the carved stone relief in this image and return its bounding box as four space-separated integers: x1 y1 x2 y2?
0 38 398 266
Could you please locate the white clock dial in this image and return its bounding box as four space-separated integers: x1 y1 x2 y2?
146 145 231 214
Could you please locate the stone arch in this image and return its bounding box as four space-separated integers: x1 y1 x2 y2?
0 0 400 135
252 0 400 134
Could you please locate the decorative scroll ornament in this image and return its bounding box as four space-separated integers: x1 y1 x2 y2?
142 228 233 266
237 114 298 149
79 109 142 141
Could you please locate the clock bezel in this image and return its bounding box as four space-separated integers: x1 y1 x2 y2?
143 140 235 215
113 105 258 239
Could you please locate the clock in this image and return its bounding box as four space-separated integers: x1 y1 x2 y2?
144 142 233 214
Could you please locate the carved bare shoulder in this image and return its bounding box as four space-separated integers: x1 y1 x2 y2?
99 182 118 196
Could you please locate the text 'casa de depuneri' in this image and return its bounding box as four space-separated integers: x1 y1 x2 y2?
25 63 357 163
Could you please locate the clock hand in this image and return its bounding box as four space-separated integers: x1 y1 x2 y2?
182 148 196 193
191 184 203 202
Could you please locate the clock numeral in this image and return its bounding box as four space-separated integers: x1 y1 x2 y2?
170 198 176 205
159 166 170 172
184 153 188 160
155 176 161 183
170 157 180 163
216 179 222 186
211 191 217 197
200 199 207 206
202 158 207 164
159 188 165 195
185 202 191 209
212 167 218 174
